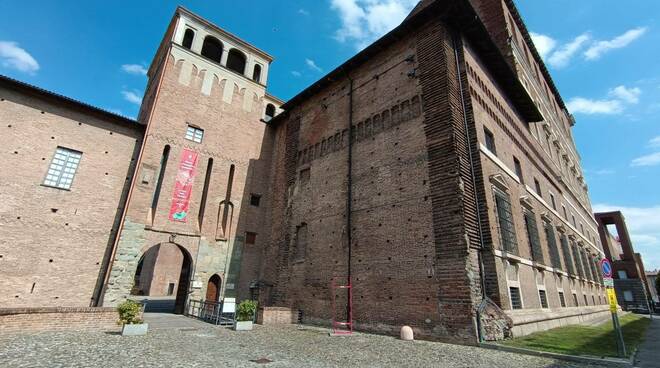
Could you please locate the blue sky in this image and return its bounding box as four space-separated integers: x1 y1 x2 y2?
1 1 658 270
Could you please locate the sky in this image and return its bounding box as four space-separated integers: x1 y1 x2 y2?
1 1 658 270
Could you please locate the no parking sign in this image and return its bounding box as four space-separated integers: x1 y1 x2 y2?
600 258 613 278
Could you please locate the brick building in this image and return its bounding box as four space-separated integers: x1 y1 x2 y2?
595 211 652 313
1 0 611 343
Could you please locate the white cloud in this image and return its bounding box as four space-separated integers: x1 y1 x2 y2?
631 152 660 167
584 27 648 60
547 33 590 68
298 9 310 16
331 0 417 50
530 32 556 59
291 71 302 77
567 85 641 115
592 169 616 175
593 204 660 270
305 58 323 72
0 41 39 74
609 85 641 104
121 64 147 76
121 90 142 105
566 97 622 115
649 136 660 148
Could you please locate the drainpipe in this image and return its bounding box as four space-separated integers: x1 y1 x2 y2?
342 67 354 325
451 30 488 343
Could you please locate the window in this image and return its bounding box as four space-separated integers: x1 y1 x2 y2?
245 232 257 245
618 270 628 279
539 290 548 308
201 36 223 63
549 193 556 210
198 158 213 229
583 294 588 306
182 29 195 49
513 157 524 183
572 243 585 278
562 205 568 219
509 287 522 309
151 145 170 215
250 194 261 207
264 104 276 122
559 291 566 307
484 127 496 155
494 189 518 254
573 293 579 306
43 147 82 190
294 223 308 260
226 49 247 74
592 295 596 305
185 125 204 143
623 290 633 302
544 222 562 270
167 283 175 296
252 64 262 83
524 210 544 263
571 215 576 228
534 178 542 197
560 234 575 275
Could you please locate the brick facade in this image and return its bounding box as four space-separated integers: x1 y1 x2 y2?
0 307 120 334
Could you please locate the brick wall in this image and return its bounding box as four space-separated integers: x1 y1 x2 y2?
0 83 142 308
0 307 120 334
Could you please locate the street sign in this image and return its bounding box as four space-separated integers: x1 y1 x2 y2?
607 288 618 312
604 277 614 287
600 258 613 278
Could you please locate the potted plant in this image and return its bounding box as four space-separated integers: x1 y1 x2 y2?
118 300 148 336
234 300 257 331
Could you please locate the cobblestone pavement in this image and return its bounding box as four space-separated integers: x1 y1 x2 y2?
0 323 602 368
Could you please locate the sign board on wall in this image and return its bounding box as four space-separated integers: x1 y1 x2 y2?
607 288 618 312
168 148 199 222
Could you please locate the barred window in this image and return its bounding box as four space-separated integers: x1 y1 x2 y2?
544 222 562 269
560 234 576 275
581 248 594 281
494 189 518 254
539 290 548 308
185 125 204 143
509 287 522 309
524 210 544 263
572 243 585 278
43 147 82 190
558 291 566 307
573 293 579 306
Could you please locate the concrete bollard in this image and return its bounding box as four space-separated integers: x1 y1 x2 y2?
400 325 414 341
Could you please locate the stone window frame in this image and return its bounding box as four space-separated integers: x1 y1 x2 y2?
185 125 204 143
504 260 524 310
535 269 548 309
492 187 518 255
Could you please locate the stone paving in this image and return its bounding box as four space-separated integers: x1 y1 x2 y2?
0 319 604 368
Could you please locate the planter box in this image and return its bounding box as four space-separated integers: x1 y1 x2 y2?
234 321 253 331
121 323 148 336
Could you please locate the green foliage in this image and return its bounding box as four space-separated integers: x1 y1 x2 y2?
117 300 143 325
236 300 258 322
501 313 651 358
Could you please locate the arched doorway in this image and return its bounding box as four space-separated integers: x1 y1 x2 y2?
206 274 222 302
131 243 192 314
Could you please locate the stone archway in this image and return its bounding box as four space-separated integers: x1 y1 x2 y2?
206 274 222 302
130 242 192 314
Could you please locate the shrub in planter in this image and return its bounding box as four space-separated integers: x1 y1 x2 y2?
117 300 148 336
235 300 257 331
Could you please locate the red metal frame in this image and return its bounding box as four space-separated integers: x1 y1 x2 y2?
331 277 353 335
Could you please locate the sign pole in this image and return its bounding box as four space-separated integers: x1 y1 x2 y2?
601 258 626 358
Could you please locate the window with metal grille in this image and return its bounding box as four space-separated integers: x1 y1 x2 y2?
510 287 522 309
539 290 548 308
544 222 562 269
43 147 82 190
185 125 204 143
484 127 496 155
572 243 585 278
560 234 576 275
558 291 566 307
524 210 544 263
582 249 593 281
495 190 518 254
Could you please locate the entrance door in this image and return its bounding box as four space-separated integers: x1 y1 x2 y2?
206 274 222 302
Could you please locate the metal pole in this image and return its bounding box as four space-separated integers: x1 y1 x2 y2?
611 311 627 357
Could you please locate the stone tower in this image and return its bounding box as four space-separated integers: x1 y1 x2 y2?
101 7 280 312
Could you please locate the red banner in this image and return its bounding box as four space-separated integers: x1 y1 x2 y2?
168 148 199 222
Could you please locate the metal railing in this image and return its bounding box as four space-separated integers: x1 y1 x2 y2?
186 299 235 326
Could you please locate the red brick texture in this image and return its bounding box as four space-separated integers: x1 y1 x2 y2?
0 307 120 334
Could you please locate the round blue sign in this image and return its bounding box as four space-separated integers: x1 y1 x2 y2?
600 259 612 278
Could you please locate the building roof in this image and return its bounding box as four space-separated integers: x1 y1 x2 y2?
0 74 141 128
274 0 542 123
